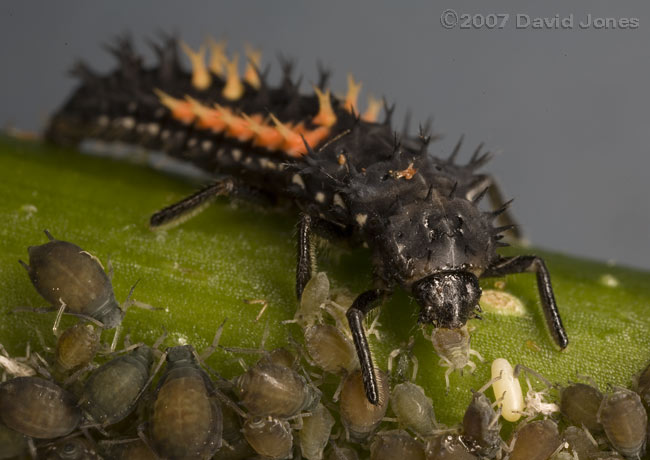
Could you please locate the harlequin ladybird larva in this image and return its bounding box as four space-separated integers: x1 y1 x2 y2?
47 36 569 405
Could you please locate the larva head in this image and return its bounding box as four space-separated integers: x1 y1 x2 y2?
413 271 481 329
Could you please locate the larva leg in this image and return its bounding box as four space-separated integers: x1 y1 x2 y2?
482 256 568 349
346 288 388 405
149 178 235 229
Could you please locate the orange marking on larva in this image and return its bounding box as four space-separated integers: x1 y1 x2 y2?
344 74 362 113
214 105 254 141
222 54 245 101
180 41 211 90
338 153 347 165
207 37 227 77
186 97 226 131
362 95 382 122
244 44 262 89
394 162 417 180
155 89 195 124
301 126 331 151
312 87 337 127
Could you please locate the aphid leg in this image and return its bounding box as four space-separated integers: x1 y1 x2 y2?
52 298 68 337
244 299 268 321
469 348 485 363
199 318 227 362
149 177 235 229
346 288 388 405
481 256 568 349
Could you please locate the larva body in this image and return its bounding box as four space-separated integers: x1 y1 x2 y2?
46 36 568 404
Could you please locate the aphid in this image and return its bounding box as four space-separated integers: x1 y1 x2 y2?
635 360 650 408
461 389 501 459
148 345 223 459
54 322 101 372
78 344 153 426
339 368 389 440
0 420 27 459
513 364 560 419
597 387 647 459
105 439 157 460
387 336 418 384
234 361 320 418
326 444 359 460
370 430 426 460
217 402 256 460
242 416 293 460
0 376 81 439
390 381 437 436
294 272 331 328
40 435 101 460
19 230 123 329
559 382 603 433
299 403 335 460
490 358 524 422
47 37 569 404
424 434 478 460
507 419 561 460
429 325 483 389
304 323 358 374
560 426 598 459
0 343 39 380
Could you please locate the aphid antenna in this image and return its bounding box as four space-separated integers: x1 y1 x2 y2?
513 363 554 388
477 372 503 396
62 363 98 387
199 318 227 362
575 373 599 389
243 298 269 322
52 298 68 337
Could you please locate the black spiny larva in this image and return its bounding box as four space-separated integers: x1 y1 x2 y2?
45 35 569 405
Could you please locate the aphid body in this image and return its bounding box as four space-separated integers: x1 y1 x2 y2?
79 344 153 425
46 38 569 404
390 381 437 436
149 345 223 460
0 419 27 459
243 416 293 460
490 358 524 422
425 434 478 459
234 361 319 418
0 376 81 439
20 231 123 328
41 436 101 460
560 382 604 433
339 368 389 440
299 403 336 460
430 325 483 388
369 430 426 460
461 390 501 459
304 323 358 374
508 419 560 460
597 387 647 459
55 322 101 371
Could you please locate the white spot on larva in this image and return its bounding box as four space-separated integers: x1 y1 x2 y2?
491 358 524 422
202 140 213 151
244 157 253 165
333 193 346 209
161 130 170 140
97 115 109 127
315 192 326 203
122 117 136 130
356 213 368 226
599 273 620 288
232 148 242 162
267 161 278 170
396 243 405 254
147 123 160 136
292 174 306 189
187 138 197 148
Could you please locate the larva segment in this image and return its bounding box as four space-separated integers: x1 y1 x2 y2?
222 54 244 101
155 90 195 124
207 37 227 76
180 41 211 90
344 74 362 112
312 87 337 127
244 45 262 89
362 95 382 122
186 96 227 131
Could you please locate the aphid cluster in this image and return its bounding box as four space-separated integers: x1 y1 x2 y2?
45 35 570 406
2 234 650 459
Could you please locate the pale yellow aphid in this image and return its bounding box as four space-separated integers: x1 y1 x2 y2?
491 358 524 422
